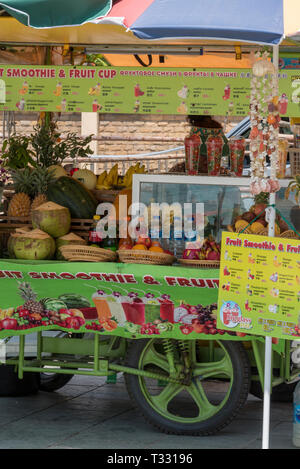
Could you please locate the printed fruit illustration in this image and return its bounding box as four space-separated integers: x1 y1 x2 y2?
0 318 18 330
18 282 44 315
101 319 118 331
180 324 193 335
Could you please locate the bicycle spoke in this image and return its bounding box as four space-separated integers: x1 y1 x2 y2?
141 342 171 374
193 356 232 380
150 382 184 412
187 379 220 419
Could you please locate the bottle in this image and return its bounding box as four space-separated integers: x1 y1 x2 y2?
101 224 118 252
89 215 102 247
293 379 300 447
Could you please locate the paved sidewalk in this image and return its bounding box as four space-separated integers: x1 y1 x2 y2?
0 374 296 449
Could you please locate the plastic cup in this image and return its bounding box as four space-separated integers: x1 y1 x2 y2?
207 135 223 176
184 134 201 175
123 301 145 325
92 297 112 322
160 302 175 323
292 125 300 149
277 139 288 178
229 137 245 177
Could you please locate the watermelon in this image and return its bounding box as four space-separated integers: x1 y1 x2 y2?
46 176 98 219
43 298 68 312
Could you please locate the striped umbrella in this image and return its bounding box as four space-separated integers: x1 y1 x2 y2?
0 0 299 45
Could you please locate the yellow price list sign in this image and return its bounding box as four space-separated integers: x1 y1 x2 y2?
217 232 300 340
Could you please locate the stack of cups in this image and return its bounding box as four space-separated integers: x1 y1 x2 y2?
184 134 201 175
277 139 288 178
229 137 245 177
207 135 223 176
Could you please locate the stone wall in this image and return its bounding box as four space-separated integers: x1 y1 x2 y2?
0 111 242 156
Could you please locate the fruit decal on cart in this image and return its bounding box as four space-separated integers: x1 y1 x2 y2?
0 281 233 338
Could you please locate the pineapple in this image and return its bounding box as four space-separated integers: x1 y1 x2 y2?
8 168 33 217
8 193 31 217
17 281 44 315
31 167 56 211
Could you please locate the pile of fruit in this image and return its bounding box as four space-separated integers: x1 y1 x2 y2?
0 283 87 331
118 236 173 255
181 237 221 261
230 203 289 236
96 163 146 190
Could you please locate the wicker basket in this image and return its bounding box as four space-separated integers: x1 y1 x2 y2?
178 259 220 269
60 245 117 262
289 148 300 177
279 230 300 239
117 249 175 265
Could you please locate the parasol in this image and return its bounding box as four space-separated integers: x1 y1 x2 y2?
0 0 298 46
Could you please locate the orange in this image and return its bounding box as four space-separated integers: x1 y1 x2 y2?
149 246 164 253
132 244 148 250
150 240 161 248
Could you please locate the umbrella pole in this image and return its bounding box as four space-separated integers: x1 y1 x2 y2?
261 44 279 450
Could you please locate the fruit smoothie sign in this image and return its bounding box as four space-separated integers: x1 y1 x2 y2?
218 232 300 340
0 65 298 116
0 259 235 341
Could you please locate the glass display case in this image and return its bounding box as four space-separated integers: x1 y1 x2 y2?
132 175 298 258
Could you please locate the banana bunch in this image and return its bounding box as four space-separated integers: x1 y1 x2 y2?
96 163 146 190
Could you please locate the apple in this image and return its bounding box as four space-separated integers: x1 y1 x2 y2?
137 236 152 248
118 243 133 250
1 318 18 330
65 316 82 330
180 324 193 335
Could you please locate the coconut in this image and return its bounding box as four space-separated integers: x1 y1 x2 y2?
13 229 56 260
7 227 32 258
56 232 87 259
31 201 71 238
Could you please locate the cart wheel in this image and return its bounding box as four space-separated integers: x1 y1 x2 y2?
124 338 251 436
250 380 297 403
39 331 84 392
0 365 40 397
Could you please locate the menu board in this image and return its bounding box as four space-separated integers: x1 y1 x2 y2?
217 232 300 340
0 65 299 116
